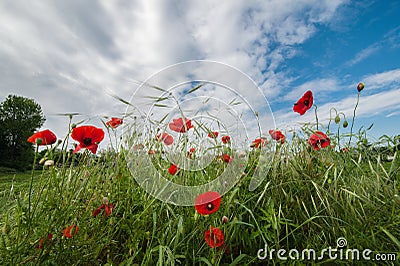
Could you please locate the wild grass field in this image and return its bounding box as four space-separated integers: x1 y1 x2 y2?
0 86 399 265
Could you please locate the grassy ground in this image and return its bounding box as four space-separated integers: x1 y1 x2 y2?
0 142 399 265
0 170 40 217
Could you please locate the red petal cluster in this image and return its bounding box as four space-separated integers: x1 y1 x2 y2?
222 154 232 163
269 130 286 144
194 191 221 215
71 126 104 154
62 225 79 239
250 137 268 148
221 135 231 144
308 131 330 150
27 129 57 145
207 131 219 138
93 203 114 218
187 147 196 159
156 132 174 145
168 164 179 175
293 90 313 115
106 117 123 128
169 117 193 133
204 227 224 248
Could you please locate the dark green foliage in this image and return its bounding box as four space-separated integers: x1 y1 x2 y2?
0 95 45 170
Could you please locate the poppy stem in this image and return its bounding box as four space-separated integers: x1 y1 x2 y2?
314 104 319 130
327 107 338 134
28 144 39 227
348 92 360 146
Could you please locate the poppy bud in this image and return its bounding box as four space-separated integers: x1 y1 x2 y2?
334 115 340 124
102 197 109 204
58 139 62 144
222 216 229 224
71 123 77 129
44 160 54 167
343 120 348 128
357 82 364 92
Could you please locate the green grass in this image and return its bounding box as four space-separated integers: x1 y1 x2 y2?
0 170 41 217
0 143 399 265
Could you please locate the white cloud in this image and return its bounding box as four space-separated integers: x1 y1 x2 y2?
281 78 340 102
345 44 381 67
345 26 400 67
0 0 349 149
362 68 400 90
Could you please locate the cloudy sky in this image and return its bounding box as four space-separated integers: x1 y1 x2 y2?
1 0 399 150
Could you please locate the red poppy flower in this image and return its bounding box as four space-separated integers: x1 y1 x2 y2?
93 203 114 218
187 147 196 159
293 90 313 115
357 82 364 92
204 226 224 248
250 137 268 148
194 191 221 215
106 117 123 128
71 125 104 154
27 129 57 145
269 130 286 144
169 117 193 133
221 135 231 144
308 131 330 150
208 131 219 138
222 154 232 163
38 233 53 249
63 225 78 239
156 133 174 146
168 164 178 175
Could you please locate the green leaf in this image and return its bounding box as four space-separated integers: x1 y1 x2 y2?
186 83 203 94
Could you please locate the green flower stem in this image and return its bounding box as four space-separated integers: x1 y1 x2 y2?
314 104 319 131
28 144 39 227
348 92 360 146
327 107 338 134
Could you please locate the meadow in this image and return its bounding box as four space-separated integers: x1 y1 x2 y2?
0 87 399 265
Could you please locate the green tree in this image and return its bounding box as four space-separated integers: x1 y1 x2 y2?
0 95 46 170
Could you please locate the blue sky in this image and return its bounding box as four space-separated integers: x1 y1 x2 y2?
0 0 399 149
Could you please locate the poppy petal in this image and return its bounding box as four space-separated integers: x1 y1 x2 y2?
27 129 57 145
204 227 224 248
293 90 313 115
194 191 221 215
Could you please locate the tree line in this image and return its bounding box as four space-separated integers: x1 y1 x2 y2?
0 95 45 170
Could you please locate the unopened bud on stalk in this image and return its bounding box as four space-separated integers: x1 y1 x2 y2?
44 160 54 167
334 115 340 124
71 123 77 129
357 82 364 92
343 120 349 128
102 197 109 204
